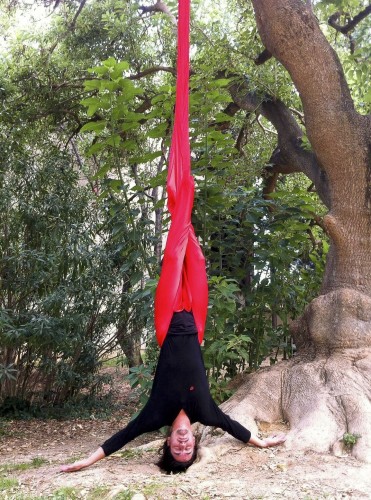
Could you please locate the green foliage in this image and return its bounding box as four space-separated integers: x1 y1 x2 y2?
87 486 111 500
198 179 326 383
111 490 134 500
0 477 19 491
0 363 17 381
0 16 159 406
52 487 80 499
342 432 361 448
78 56 166 370
115 448 143 460
0 149 130 405
314 0 371 114
208 378 234 404
126 362 156 415
0 391 116 420
203 276 249 387
0 0 351 412
0 458 48 473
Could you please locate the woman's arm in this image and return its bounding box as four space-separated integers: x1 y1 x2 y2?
60 447 105 472
60 398 165 472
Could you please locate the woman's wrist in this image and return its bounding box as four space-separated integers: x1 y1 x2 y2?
248 434 267 448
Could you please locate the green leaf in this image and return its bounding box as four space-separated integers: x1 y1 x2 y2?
86 141 105 156
104 134 121 147
111 60 130 79
118 79 144 98
121 139 137 151
364 88 371 103
214 112 234 123
130 151 163 163
99 80 119 92
125 111 146 122
151 94 167 105
213 78 232 87
80 120 107 133
80 96 111 115
288 222 310 231
88 65 110 76
121 121 140 132
107 179 123 192
102 57 117 68
91 163 111 180
84 79 102 91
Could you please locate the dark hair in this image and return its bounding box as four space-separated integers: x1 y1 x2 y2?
157 439 198 474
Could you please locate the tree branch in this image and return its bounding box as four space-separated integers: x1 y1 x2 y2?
70 0 87 29
52 1 62 11
129 66 176 80
256 115 277 135
254 48 272 65
224 76 330 207
251 0 366 206
328 5 371 35
289 106 305 126
207 101 241 132
139 1 177 26
48 0 88 54
235 115 251 155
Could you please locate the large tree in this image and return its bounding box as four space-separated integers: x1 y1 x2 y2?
1 0 370 459
204 0 371 462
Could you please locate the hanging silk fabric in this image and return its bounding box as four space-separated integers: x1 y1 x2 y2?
154 0 208 347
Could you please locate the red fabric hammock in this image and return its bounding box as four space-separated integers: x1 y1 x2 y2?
154 0 208 347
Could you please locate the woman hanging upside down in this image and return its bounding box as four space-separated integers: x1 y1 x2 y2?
60 0 286 475
61 173 286 475
60 310 286 475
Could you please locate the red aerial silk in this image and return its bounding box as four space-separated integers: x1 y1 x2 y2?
154 0 208 347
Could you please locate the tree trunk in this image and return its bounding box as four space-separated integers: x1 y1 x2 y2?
202 0 371 462
116 321 143 368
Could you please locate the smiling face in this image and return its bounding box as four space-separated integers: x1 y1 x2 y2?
167 426 196 462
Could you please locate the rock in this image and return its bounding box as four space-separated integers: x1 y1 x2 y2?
131 494 146 500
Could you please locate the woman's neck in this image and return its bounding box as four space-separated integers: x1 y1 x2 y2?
172 409 191 428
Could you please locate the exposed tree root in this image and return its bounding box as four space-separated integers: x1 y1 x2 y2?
199 289 371 463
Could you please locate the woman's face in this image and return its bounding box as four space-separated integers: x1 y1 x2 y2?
167 427 195 462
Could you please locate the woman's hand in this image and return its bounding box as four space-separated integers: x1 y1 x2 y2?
60 447 105 473
60 459 90 473
248 432 286 448
263 433 287 448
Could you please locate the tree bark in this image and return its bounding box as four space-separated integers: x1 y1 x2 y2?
116 321 143 368
251 0 371 295
202 0 371 462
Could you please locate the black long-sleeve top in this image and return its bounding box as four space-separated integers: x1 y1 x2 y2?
101 313 251 456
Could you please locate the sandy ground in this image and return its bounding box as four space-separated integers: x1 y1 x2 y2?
1 370 370 499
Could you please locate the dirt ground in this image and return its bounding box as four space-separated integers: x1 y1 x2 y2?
1 369 370 500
